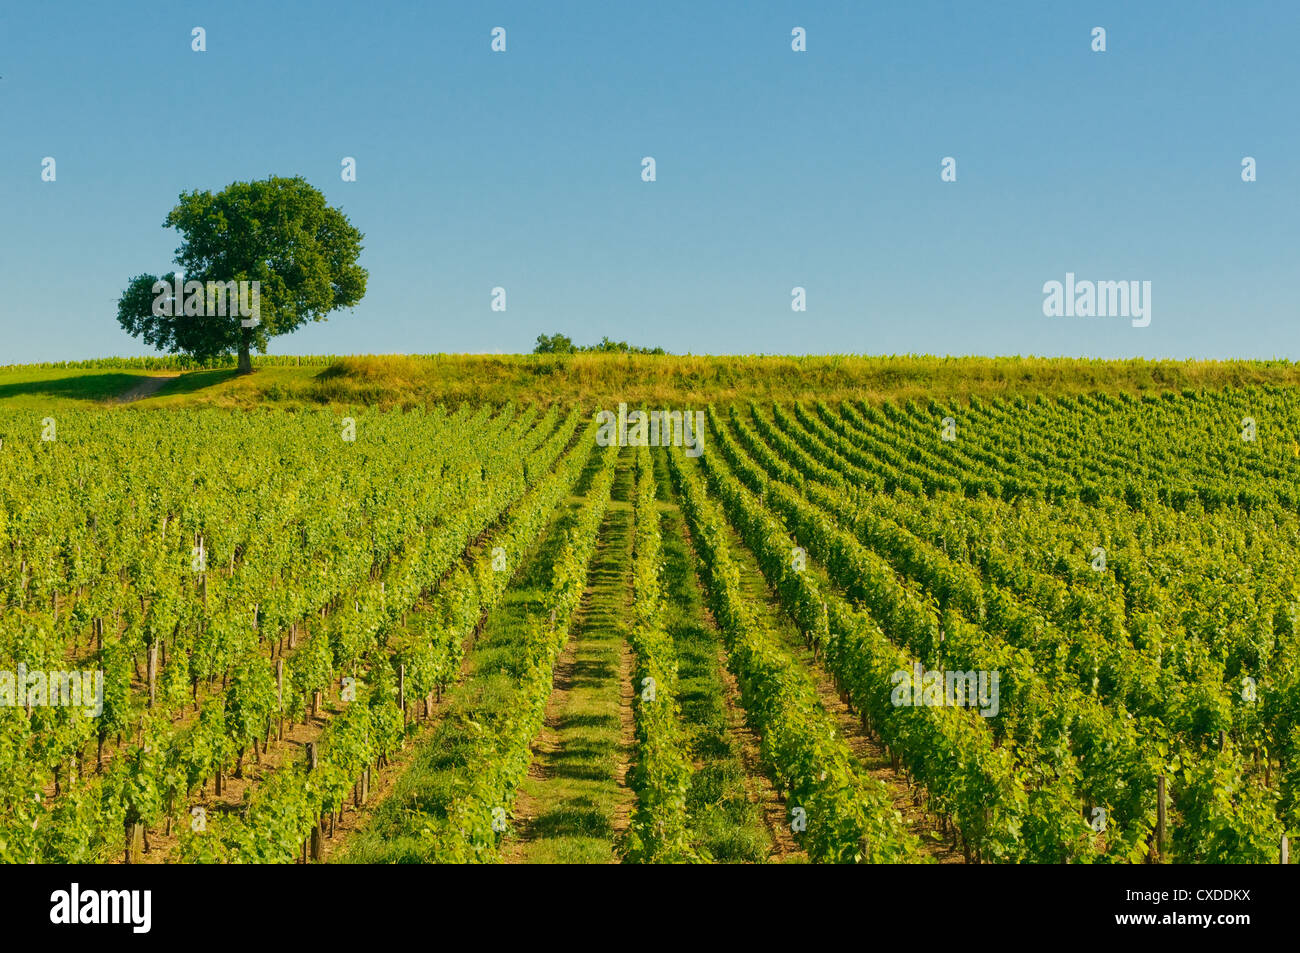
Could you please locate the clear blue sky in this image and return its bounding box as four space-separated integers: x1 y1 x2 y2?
1 1 1296 361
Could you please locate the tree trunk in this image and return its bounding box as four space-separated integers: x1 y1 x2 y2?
237 331 253 374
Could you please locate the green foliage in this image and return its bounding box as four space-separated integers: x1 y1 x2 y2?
4 380 1299 866
668 445 922 863
115 176 367 366
623 446 698 863
533 332 666 355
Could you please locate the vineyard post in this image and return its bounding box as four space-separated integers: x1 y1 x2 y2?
1283 834 1290 865
95 617 105 770
1156 774 1166 862
398 664 406 728
126 822 143 864
307 742 322 862
147 640 157 708
275 659 284 739
818 601 827 662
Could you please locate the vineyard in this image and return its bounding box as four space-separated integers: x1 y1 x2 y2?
1 374 1298 864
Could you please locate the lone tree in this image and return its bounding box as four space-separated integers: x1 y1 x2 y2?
117 176 367 373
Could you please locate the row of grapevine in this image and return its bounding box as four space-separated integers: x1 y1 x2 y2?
696 414 1097 860
666 446 922 863
178 415 604 862
408 437 620 861
736 400 1290 861
1 406 577 861
622 444 698 862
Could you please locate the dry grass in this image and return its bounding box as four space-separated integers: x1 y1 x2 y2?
7 353 1298 411
294 354 1300 409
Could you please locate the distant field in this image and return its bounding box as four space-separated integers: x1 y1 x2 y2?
3 354 1300 410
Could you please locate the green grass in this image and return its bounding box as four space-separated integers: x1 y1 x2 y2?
651 450 775 863
0 367 179 410
505 454 636 863
136 368 242 404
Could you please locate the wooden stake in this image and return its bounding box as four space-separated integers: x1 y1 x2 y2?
147 641 157 708
1155 774 1166 862
306 742 322 852
275 659 284 739
126 822 143 864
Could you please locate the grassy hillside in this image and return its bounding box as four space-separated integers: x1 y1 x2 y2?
2 354 1300 410
0 366 181 411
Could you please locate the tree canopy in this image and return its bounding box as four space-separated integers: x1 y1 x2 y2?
116 176 367 372
534 333 666 355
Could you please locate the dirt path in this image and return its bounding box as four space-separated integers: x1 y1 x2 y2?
503 456 636 864
611 603 637 843
114 374 179 403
